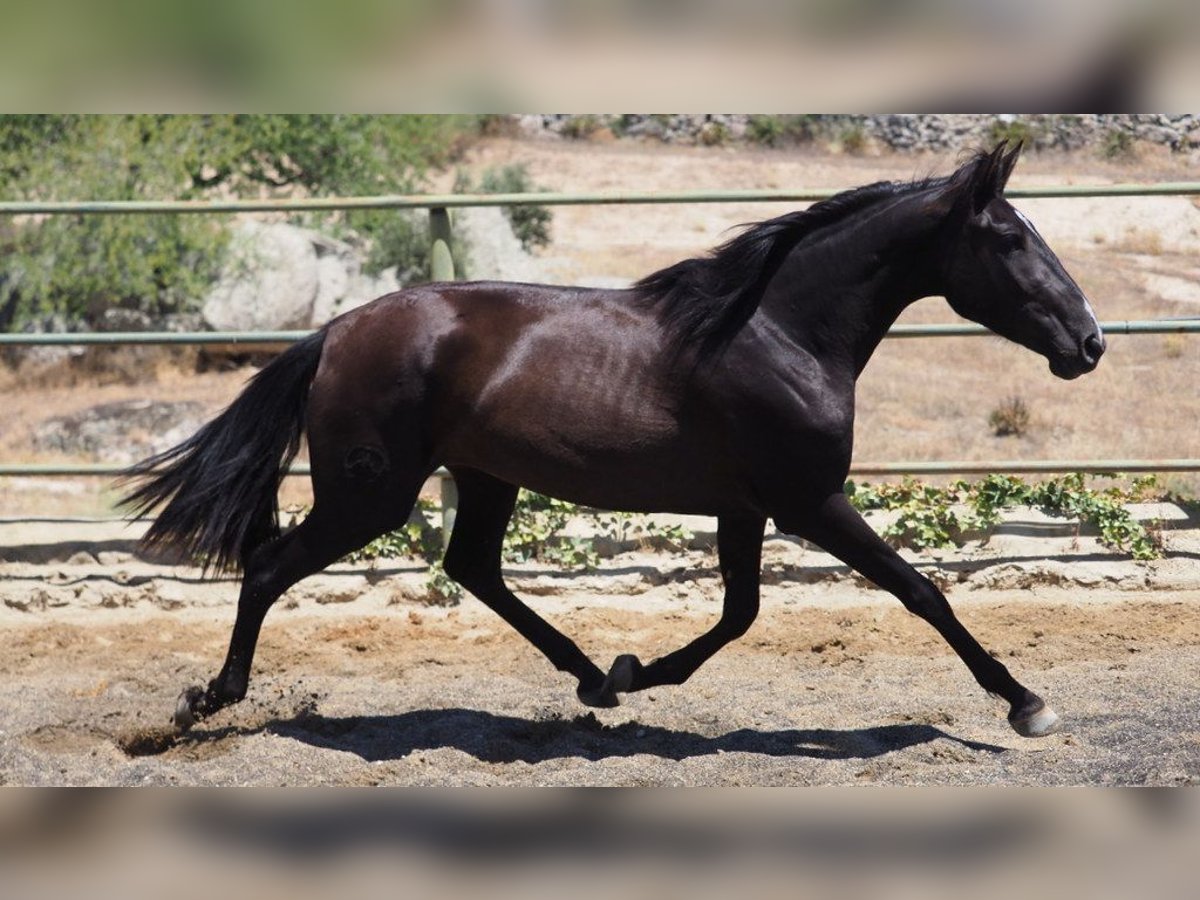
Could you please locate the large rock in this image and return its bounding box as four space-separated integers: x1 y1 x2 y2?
202 221 400 332
202 221 319 331
33 400 206 462
453 207 544 282
308 231 400 326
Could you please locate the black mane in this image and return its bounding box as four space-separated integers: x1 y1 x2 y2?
635 174 949 352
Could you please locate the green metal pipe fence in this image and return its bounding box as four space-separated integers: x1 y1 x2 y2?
2 181 1199 216
4 180 1200 540
5 460 1198 479
2 319 1199 347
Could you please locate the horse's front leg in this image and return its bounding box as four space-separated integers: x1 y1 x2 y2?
593 513 766 698
779 491 1059 737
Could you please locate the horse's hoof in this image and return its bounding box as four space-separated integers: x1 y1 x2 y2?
575 655 642 708
576 684 620 709
173 686 205 732
1008 698 1061 738
606 654 641 694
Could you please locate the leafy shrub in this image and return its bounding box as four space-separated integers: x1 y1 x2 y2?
987 117 1038 148
560 115 601 140
0 115 481 330
504 491 598 568
359 208 472 282
699 121 731 147
345 498 443 564
838 124 867 155
746 115 819 147
343 488 694 603
846 473 1165 559
344 498 462 605
1 117 229 327
459 163 553 253
595 511 693 553
1101 128 1136 161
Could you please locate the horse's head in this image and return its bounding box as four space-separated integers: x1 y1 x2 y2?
935 142 1104 380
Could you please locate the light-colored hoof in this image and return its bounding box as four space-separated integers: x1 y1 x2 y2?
606 654 639 694
1010 703 1061 738
173 686 203 732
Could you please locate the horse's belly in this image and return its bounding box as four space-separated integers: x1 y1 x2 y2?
476 451 741 515
446 402 749 514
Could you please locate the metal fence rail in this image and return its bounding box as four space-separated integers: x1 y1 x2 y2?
7 460 1200 479
2 181 1199 216
3 319 1200 347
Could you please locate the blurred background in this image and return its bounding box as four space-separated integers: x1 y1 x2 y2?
2 789 1198 898
2 0 1198 890
0 0 1197 111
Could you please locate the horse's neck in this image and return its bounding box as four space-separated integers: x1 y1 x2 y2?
757 202 939 378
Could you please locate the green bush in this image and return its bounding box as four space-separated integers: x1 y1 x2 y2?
746 115 819 147
346 489 694 604
459 163 552 252
846 473 1165 559
358 208 472 283
560 115 601 140
1101 128 1136 161
1 117 229 327
987 117 1039 149
699 121 731 147
839 124 867 155
0 115 481 329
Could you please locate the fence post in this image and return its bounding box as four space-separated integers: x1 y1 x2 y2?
429 207 458 546
429 206 455 282
439 476 459 549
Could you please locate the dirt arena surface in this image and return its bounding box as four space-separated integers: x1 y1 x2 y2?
3 521 1199 786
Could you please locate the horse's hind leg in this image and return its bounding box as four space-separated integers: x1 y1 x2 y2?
441 467 614 706
175 488 419 731
782 492 1058 738
594 513 766 698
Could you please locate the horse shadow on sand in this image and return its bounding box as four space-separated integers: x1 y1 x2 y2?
191 707 1010 765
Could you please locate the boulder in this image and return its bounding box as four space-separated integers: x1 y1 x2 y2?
202 221 319 332
33 399 205 462
308 229 400 325
453 207 543 282
202 220 402 331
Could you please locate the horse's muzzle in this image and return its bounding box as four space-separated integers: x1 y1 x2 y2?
1050 331 1105 379
1081 332 1106 368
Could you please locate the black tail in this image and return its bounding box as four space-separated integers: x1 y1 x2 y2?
120 330 327 573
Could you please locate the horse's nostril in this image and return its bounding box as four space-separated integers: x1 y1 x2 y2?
1083 333 1105 365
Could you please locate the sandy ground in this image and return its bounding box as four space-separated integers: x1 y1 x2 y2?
2 515 1199 786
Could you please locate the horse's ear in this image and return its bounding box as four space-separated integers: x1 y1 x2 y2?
967 141 1019 214
950 142 1017 217
996 140 1022 192
929 141 1021 219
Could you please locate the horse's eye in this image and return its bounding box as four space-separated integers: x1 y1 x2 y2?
997 229 1024 252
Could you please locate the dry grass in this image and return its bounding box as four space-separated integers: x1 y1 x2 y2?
988 396 1032 438
1114 225 1164 256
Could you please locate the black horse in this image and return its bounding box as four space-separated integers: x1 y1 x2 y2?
124 143 1104 738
